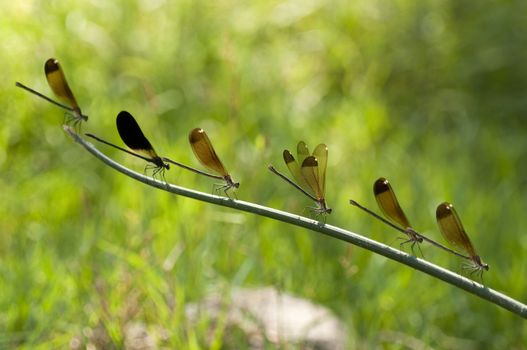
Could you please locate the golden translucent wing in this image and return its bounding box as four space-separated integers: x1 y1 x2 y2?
301 156 323 200
284 150 310 190
116 111 159 160
44 58 80 111
313 144 328 196
436 202 477 257
297 141 310 165
189 128 229 176
373 178 411 229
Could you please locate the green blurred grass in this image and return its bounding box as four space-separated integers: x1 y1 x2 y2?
1 0 526 348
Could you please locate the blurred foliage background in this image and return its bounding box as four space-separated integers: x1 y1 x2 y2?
1 0 526 348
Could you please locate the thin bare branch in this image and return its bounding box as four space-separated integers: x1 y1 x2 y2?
64 125 527 319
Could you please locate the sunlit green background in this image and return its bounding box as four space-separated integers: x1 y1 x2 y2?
1 0 526 348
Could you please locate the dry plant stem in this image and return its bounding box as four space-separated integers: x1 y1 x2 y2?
64 125 527 319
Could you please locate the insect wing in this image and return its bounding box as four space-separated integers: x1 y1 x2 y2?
284 150 310 190
374 178 411 229
436 202 477 257
301 156 323 200
189 128 229 176
297 141 310 165
44 58 79 110
312 144 328 195
116 111 158 159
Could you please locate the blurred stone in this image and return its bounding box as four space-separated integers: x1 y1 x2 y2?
124 322 155 350
186 286 347 349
